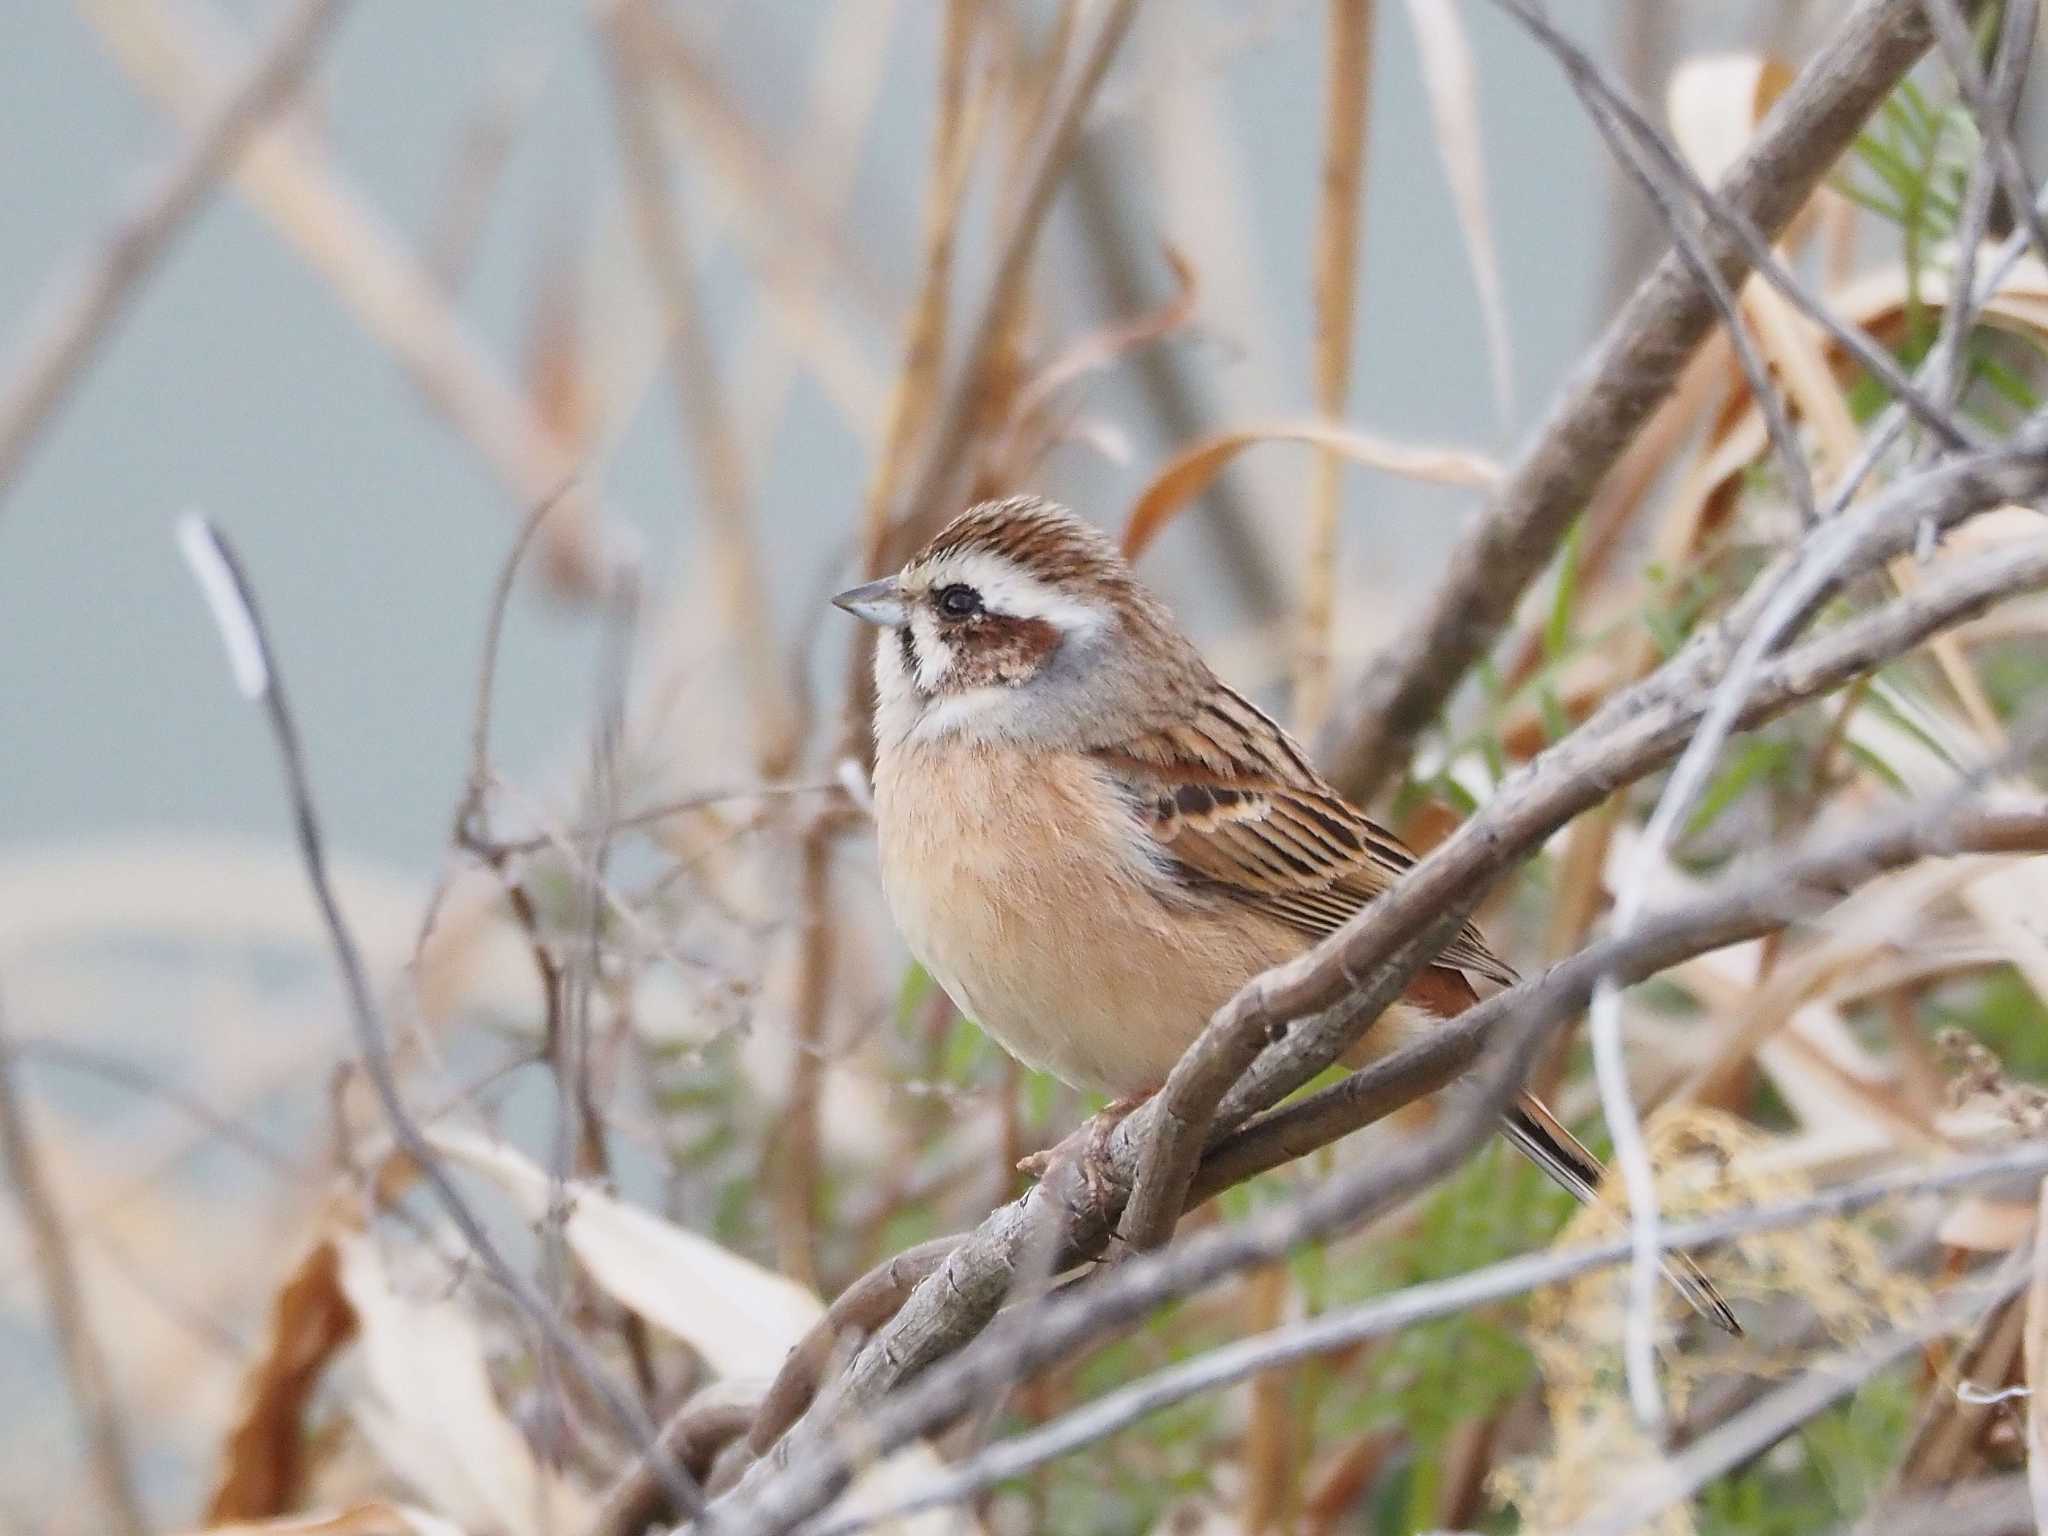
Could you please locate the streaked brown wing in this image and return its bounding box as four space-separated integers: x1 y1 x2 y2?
1091 684 1515 990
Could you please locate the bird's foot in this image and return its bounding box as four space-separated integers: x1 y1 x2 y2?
1016 1092 1153 1206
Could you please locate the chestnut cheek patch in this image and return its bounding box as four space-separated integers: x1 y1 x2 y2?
948 615 1062 690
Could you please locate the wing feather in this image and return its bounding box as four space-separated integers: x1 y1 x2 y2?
1091 684 1514 990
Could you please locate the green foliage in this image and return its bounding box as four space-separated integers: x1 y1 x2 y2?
1316 1148 1577 1481
1929 963 2048 1080
1696 1366 1916 1534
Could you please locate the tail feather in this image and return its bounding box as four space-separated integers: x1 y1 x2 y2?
1502 1093 1742 1337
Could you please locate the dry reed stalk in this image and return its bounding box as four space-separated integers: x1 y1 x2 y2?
1297 0 1376 737
77 0 613 590
607 4 799 777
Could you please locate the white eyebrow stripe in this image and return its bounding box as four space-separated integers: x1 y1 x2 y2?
924 551 1108 635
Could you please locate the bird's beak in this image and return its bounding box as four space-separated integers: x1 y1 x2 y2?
832 576 909 627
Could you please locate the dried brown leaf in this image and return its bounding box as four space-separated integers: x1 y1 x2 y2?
1121 424 1496 562
336 1227 591 1535
1666 53 1793 187
1941 1196 2037 1254
206 1224 360 1521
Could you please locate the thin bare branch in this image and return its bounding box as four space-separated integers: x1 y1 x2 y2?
1570 1256 2032 1536
815 1149 2048 1534
174 515 698 1516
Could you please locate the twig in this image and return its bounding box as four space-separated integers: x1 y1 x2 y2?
0 0 351 508
1195 792 2048 1199
0 990 149 1536
1318 0 1969 797
1553 25 1817 530
594 1397 759 1536
1297 0 1376 734
483 782 847 859
174 515 698 1516
744 1234 967 1460
1921 0 2048 274
812 1148 2048 1534
454 482 576 850
1923 0 2033 418
15 1038 297 1174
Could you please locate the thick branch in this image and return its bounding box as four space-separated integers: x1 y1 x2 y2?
1318 0 1966 796
1195 798 2048 1197
817 1147 2048 1534
1121 459 2048 1251
717 474 2048 1529
708 770 2048 1534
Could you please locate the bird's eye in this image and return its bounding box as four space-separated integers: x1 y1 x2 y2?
935 584 982 619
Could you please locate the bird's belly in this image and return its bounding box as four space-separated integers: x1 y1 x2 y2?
876 746 1294 1096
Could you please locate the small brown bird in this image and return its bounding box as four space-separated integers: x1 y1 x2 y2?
836 495 1737 1333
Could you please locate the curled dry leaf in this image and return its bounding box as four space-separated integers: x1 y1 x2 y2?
426 1131 985 1534
1940 1196 2038 1254
984 246 1199 484
177 1501 469 1536
1666 53 1794 187
335 1225 592 1536
427 1129 823 1378
1121 423 1498 562
206 1221 360 1521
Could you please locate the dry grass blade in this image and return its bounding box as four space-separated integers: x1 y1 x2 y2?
177 1503 469 1536
427 1130 823 1378
984 244 1199 483
336 1226 592 1536
1403 0 1514 425
1298 0 1376 736
1121 423 1497 561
